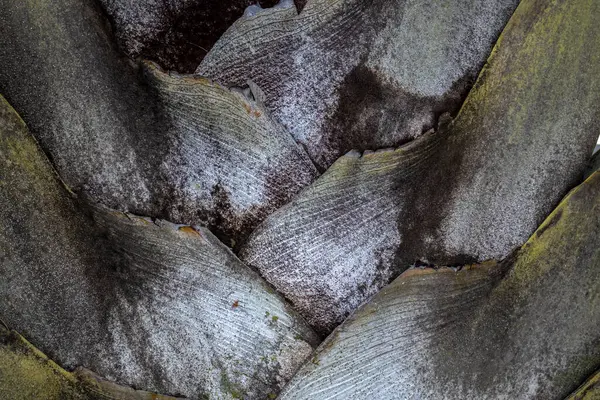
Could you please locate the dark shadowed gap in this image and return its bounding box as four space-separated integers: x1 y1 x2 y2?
98 0 308 73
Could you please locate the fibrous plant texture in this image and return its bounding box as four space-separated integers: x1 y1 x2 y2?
0 0 599 399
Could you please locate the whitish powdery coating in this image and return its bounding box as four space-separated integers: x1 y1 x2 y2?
0 95 319 399
0 0 317 246
280 170 600 399
198 0 520 168
239 0 600 333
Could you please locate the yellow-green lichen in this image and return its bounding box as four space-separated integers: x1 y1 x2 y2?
219 371 246 400
566 369 600 400
508 172 600 288
455 0 600 144
0 94 71 200
0 326 177 399
0 327 83 400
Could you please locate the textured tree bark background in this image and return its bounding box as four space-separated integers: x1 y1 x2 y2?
0 0 599 399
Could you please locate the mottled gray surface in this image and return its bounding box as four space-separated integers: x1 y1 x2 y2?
198 0 520 169
100 0 167 59
98 0 279 72
0 325 181 399
279 170 600 399
0 95 319 399
0 0 317 247
239 0 600 333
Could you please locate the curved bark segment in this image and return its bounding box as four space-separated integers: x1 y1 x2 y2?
566 370 600 400
197 0 520 169
0 0 317 246
239 0 600 333
279 171 600 399
99 0 276 73
0 327 179 400
0 96 318 399
240 137 435 332
144 63 318 245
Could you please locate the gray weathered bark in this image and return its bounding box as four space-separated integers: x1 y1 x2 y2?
239 0 600 333
0 96 317 398
198 0 520 169
278 169 600 399
0 325 179 399
0 0 317 246
1 0 599 398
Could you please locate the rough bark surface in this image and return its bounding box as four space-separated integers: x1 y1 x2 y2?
1 0 599 399
0 0 317 247
0 326 179 400
98 0 280 73
279 170 600 399
239 0 600 333
198 0 520 169
0 96 318 399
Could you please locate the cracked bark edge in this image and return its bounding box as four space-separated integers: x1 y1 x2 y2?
0 0 318 248
197 0 520 170
0 325 181 399
585 150 600 181
238 0 600 334
278 170 600 399
565 369 600 400
97 0 284 73
0 93 319 399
